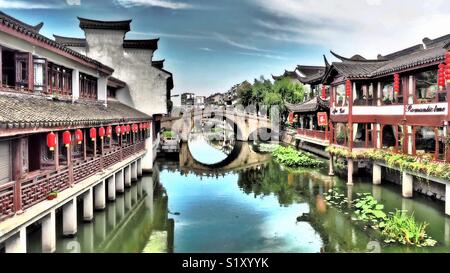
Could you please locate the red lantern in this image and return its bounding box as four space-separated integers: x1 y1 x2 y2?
446 52 450 83
121 125 126 135
90 128 97 141
115 125 121 135
63 131 71 148
139 123 143 131
438 63 445 89
99 127 105 139
47 132 56 151
394 74 400 93
106 126 112 138
126 125 131 134
75 129 83 144
321 85 326 99
132 124 138 132
345 80 351 97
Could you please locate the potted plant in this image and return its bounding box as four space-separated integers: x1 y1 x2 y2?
47 191 58 200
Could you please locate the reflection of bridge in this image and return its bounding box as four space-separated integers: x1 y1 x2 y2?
158 142 271 176
167 109 277 142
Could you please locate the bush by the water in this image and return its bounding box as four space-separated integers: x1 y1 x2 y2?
272 146 322 168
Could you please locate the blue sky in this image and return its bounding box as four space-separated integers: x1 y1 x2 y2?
2 0 450 101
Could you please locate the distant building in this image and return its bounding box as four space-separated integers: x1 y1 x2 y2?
224 81 251 106
205 92 224 106
181 92 195 108
195 96 206 109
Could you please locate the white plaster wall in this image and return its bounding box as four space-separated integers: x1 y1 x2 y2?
83 29 169 116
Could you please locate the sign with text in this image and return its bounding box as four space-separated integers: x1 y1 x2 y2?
405 103 448 115
317 112 328 126
288 112 294 124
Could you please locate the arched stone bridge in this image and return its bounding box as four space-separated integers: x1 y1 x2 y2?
166 109 278 142
177 142 272 176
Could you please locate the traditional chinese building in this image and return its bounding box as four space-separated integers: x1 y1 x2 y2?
324 34 450 213
54 17 174 171
275 59 331 155
0 11 166 252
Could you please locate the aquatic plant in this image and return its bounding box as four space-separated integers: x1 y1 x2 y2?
323 190 436 247
162 130 175 138
382 210 437 247
272 146 323 168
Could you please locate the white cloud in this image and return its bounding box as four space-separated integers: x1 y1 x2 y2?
252 0 450 58
0 0 62 9
213 33 275 53
115 0 192 9
66 0 81 5
199 47 213 51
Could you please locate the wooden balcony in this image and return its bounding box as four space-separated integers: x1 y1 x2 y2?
296 128 330 146
0 141 146 221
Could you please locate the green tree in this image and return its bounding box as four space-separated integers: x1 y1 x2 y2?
273 77 305 104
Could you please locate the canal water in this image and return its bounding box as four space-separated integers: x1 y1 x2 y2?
26 133 450 253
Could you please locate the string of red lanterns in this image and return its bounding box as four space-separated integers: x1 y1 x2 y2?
345 80 351 97
394 74 400 94
438 63 446 89
446 51 450 84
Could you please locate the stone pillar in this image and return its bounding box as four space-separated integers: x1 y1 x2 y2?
116 169 124 194
446 184 450 216
41 210 56 253
407 126 413 155
347 158 353 185
124 165 131 187
125 188 132 211
328 155 335 176
131 161 138 181
107 203 117 228
137 158 143 176
376 124 381 148
402 171 413 198
83 188 94 222
71 69 80 102
373 163 382 185
95 180 106 210
131 184 138 204
5 227 27 253
63 198 77 237
142 137 153 173
107 175 116 201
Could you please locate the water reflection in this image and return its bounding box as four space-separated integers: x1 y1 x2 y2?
26 174 173 253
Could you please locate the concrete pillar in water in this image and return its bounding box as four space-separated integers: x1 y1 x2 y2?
41 210 56 253
83 188 94 222
107 175 116 201
5 227 26 253
402 171 413 198
125 188 132 211
373 163 382 185
63 197 77 237
445 184 450 216
137 158 143 177
116 169 124 194
347 158 353 185
95 180 106 210
107 203 117 228
124 165 132 187
137 180 143 198
142 137 153 173
328 155 335 176
131 161 138 182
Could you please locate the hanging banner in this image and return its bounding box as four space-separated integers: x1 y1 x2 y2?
317 112 328 126
288 112 294 124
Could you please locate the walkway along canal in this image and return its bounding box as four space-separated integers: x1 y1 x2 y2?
10 133 450 252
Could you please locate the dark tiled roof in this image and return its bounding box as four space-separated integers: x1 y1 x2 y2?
0 12 113 75
78 17 132 32
379 44 424 60
0 11 43 33
272 70 298 81
285 96 329 113
53 35 87 47
332 61 388 79
123 39 159 50
0 92 150 130
152 59 165 69
107 76 127 89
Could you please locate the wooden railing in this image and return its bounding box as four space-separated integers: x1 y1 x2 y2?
0 140 147 221
297 128 329 141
